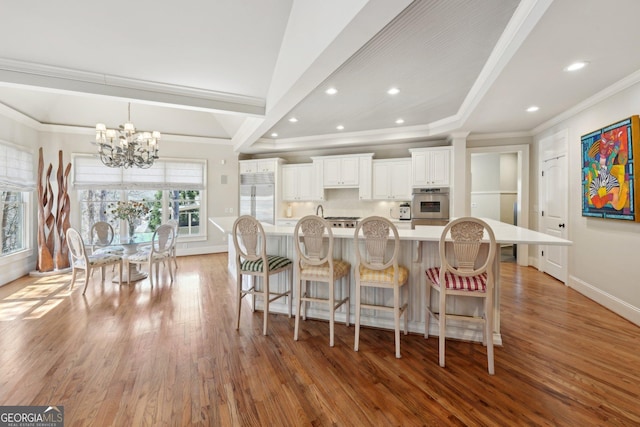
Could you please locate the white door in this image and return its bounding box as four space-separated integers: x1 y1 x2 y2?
539 132 568 283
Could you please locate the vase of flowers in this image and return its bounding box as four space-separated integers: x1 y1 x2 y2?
107 200 150 242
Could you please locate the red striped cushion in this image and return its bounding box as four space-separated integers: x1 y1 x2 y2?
425 267 487 292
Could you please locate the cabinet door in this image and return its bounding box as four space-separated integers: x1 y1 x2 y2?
281 166 297 201
297 166 314 200
257 159 277 173
429 150 450 186
411 152 429 187
340 157 359 185
372 162 391 199
323 158 342 186
239 160 256 174
390 160 412 199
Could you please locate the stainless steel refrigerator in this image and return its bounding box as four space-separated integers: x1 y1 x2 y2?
239 172 275 224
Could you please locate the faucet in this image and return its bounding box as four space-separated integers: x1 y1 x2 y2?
315 204 324 218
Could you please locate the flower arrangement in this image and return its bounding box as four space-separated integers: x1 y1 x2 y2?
107 200 150 224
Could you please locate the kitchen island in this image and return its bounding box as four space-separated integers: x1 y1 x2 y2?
210 216 571 345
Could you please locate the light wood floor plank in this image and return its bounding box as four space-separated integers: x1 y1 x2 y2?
1 254 639 425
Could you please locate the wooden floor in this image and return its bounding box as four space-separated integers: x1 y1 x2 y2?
1 254 639 426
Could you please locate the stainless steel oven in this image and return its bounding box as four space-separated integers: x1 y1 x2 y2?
411 188 449 228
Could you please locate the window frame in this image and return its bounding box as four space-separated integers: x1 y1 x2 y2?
72 154 207 243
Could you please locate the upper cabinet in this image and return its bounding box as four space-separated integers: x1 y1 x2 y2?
282 164 318 201
322 156 360 187
312 154 373 199
409 147 451 187
372 159 411 200
239 158 281 174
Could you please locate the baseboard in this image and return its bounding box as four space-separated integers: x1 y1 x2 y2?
176 245 228 257
569 275 640 327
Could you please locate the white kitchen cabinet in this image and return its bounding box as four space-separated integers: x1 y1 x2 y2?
281 164 315 201
372 159 411 200
239 158 280 174
410 147 451 187
323 156 360 186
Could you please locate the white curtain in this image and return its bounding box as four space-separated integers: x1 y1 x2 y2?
0 140 35 191
72 154 205 190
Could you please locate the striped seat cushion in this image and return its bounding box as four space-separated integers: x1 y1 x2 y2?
300 259 350 280
241 255 292 273
425 267 487 292
359 264 409 284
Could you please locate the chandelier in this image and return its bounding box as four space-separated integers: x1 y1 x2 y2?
95 103 160 169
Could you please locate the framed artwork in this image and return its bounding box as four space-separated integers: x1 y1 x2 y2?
581 115 640 221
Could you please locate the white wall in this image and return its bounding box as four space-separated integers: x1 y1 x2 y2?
534 80 640 324
0 111 40 285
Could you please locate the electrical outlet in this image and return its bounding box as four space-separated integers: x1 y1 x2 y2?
229 207 233 213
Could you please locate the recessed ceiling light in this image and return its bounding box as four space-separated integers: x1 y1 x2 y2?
387 87 400 95
288 117 298 123
271 133 278 137
565 61 588 72
336 125 344 130
325 87 338 95
526 106 539 113
395 118 405 124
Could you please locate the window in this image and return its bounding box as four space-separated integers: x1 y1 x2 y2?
0 141 34 258
73 155 205 242
1 191 26 255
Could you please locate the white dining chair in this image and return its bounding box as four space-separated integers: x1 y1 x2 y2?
127 224 175 287
66 227 123 295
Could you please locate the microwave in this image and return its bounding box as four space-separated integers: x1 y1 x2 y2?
411 188 449 221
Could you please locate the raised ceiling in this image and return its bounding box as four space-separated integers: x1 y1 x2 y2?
1 0 640 154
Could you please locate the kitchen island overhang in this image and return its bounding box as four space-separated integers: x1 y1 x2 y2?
210 217 572 345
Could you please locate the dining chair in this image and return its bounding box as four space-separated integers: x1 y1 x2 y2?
293 215 351 347
166 218 179 270
353 216 408 358
90 221 125 255
232 215 293 336
66 227 123 295
127 224 175 287
424 216 498 374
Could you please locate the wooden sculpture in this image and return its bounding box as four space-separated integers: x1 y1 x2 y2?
36 148 72 272
36 148 54 272
55 151 72 270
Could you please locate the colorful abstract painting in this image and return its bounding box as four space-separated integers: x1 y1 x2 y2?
581 116 640 221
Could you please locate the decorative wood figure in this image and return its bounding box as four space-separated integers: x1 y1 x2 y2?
36 148 54 272
36 148 72 273
55 151 72 270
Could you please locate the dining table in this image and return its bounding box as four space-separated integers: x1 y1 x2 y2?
110 232 155 283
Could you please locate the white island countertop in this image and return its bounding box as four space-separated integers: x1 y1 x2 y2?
209 216 572 246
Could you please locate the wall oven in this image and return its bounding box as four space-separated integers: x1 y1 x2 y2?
411 188 450 228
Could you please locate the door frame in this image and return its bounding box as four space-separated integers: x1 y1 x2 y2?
466 144 530 266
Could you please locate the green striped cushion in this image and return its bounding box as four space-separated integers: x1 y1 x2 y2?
241 255 292 272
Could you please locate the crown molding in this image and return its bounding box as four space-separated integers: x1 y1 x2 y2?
467 131 533 141
0 58 266 116
532 68 640 135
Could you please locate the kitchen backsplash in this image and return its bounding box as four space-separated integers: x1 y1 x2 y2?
280 188 410 220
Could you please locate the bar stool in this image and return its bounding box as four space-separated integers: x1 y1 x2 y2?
354 216 408 358
425 217 497 374
233 215 293 336
293 215 351 347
